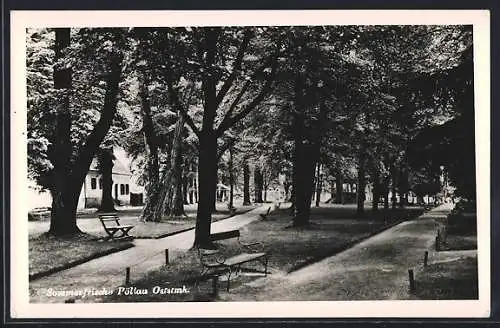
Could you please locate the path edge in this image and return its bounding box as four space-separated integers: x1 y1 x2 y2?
29 243 135 281
287 207 434 274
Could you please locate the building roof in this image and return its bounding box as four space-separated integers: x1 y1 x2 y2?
89 157 132 176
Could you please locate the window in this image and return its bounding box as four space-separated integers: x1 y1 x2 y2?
91 178 97 190
99 178 103 190
125 184 130 195
120 184 125 195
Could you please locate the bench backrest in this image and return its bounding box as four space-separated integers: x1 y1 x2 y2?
98 214 120 227
209 229 240 242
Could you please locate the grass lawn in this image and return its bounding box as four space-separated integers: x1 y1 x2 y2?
29 202 257 281
437 210 477 251
236 205 425 273
101 203 426 303
29 202 257 239
29 233 133 280
414 256 478 299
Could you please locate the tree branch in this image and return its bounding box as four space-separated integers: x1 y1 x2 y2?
70 53 123 186
215 53 276 136
214 29 253 108
216 51 280 136
217 137 235 162
166 79 201 139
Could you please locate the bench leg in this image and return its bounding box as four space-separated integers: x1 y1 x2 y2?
265 256 268 276
120 227 133 237
226 269 233 292
105 229 119 241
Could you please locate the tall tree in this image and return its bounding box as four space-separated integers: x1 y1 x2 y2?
96 147 116 212
242 159 251 205
27 28 126 236
155 27 282 247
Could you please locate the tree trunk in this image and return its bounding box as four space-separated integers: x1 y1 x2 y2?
243 160 251 205
143 115 185 221
330 179 335 203
383 176 390 210
315 163 322 207
391 164 397 209
193 130 218 247
335 171 344 204
188 163 195 204
49 29 122 235
289 187 296 214
163 115 186 217
139 72 160 221
284 180 291 202
183 173 189 205
49 28 81 236
254 167 263 203
290 77 304 220
168 117 186 217
98 148 116 212
211 175 218 213
291 75 320 227
399 159 409 208
194 168 198 203
263 169 268 202
371 167 380 212
356 144 366 216
228 145 235 209
293 144 318 227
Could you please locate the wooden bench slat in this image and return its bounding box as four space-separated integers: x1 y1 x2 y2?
224 252 266 266
210 230 240 241
98 215 134 241
106 225 134 229
198 229 268 292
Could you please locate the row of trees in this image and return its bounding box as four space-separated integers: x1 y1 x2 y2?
27 25 474 247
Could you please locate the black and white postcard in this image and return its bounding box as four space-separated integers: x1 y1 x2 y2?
10 9 490 318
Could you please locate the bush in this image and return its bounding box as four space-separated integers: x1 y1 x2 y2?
452 200 476 214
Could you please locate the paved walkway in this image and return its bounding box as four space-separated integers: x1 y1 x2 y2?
29 203 277 303
220 203 476 301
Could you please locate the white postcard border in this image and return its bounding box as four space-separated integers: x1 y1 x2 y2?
10 9 491 318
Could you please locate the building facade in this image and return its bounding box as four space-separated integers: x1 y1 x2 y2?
28 147 144 210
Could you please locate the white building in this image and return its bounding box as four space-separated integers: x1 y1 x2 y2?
28 147 144 210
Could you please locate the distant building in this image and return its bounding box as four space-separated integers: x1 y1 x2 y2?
28 147 144 210
82 157 142 208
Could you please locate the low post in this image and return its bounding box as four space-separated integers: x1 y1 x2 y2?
212 275 219 298
436 230 441 251
424 251 429 267
165 249 169 265
125 267 131 285
408 269 416 293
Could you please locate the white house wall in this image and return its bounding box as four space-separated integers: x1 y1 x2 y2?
28 180 86 210
84 171 134 207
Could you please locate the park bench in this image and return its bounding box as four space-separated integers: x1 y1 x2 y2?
98 213 134 241
197 229 268 291
259 206 272 220
28 207 51 221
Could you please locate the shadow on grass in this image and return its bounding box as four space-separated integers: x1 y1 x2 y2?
240 205 425 273
414 257 478 300
97 204 427 303
29 232 134 280
437 209 477 252
101 248 220 303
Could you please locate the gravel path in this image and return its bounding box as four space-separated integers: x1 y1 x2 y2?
219 203 474 301
29 204 277 303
